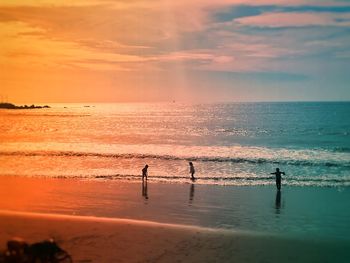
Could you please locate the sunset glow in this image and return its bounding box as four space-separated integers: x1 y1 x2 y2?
1 0 350 102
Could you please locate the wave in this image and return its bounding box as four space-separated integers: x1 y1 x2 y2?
331 147 350 153
94 174 350 183
1 150 349 168
17 173 350 187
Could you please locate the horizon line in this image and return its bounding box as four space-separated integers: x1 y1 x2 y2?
5 100 350 105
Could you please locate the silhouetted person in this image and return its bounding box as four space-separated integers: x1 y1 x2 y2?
189 183 195 203
189 162 195 180
142 164 149 180
142 180 148 200
271 168 285 190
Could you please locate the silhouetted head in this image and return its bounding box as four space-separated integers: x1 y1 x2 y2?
276 168 280 172
145 165 148 168
189 162 193 166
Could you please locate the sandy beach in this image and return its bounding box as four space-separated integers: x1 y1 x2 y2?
0 176 349 262
1 210 349 263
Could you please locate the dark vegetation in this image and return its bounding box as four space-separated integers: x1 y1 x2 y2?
0 103 50 109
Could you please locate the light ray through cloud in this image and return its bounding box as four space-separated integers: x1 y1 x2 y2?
0 0 349 102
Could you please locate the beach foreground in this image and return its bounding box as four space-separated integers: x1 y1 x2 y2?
1 210 349 263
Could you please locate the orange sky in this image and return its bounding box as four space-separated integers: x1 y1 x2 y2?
1 0 350 102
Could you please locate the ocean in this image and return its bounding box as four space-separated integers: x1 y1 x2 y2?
1 102 349 187
1 102 350 242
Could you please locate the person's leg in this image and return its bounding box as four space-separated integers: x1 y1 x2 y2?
276 179 281 190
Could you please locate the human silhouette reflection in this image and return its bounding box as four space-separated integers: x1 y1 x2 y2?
142 180 148 200
275 190 281 214
189 183 195 204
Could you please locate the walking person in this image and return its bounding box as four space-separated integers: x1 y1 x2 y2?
189 162 195 181
270 168 285 190
142 164 149 180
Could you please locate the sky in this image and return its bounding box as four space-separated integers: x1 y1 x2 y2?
0 0 350 103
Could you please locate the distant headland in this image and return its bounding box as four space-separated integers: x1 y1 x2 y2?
0 103 50 109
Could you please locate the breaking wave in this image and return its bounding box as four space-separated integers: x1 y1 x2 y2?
1 150 349 168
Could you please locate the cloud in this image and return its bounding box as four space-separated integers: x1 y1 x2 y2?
1 0 350 103
212 4 350 24
235 12 350 27
1 1 348 75
0 21 147 71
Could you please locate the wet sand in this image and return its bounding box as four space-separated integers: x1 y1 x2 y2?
1 210 349 263
0 176 349 262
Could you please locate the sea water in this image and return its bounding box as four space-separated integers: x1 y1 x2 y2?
1 102 350 241
1 102 349 187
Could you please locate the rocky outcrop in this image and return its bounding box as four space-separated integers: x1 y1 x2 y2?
0 103 50 109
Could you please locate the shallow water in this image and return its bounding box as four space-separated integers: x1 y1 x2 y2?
1 102 349 186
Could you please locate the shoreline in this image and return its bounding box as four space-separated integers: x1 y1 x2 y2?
0 209 226 233
1 173 349 188
1 176 350 262
1 210 349 263
0 176 349 240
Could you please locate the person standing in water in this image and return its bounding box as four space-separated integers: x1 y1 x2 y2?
142 164 149 180
270 168 285 190
189 162 195 180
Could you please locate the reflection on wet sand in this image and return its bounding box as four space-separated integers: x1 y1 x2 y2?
275 190 281 214
189 184 195 204
142 180 148 200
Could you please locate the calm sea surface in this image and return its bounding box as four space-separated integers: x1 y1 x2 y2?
1 102 349 186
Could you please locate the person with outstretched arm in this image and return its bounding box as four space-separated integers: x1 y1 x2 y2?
271 168 285 190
